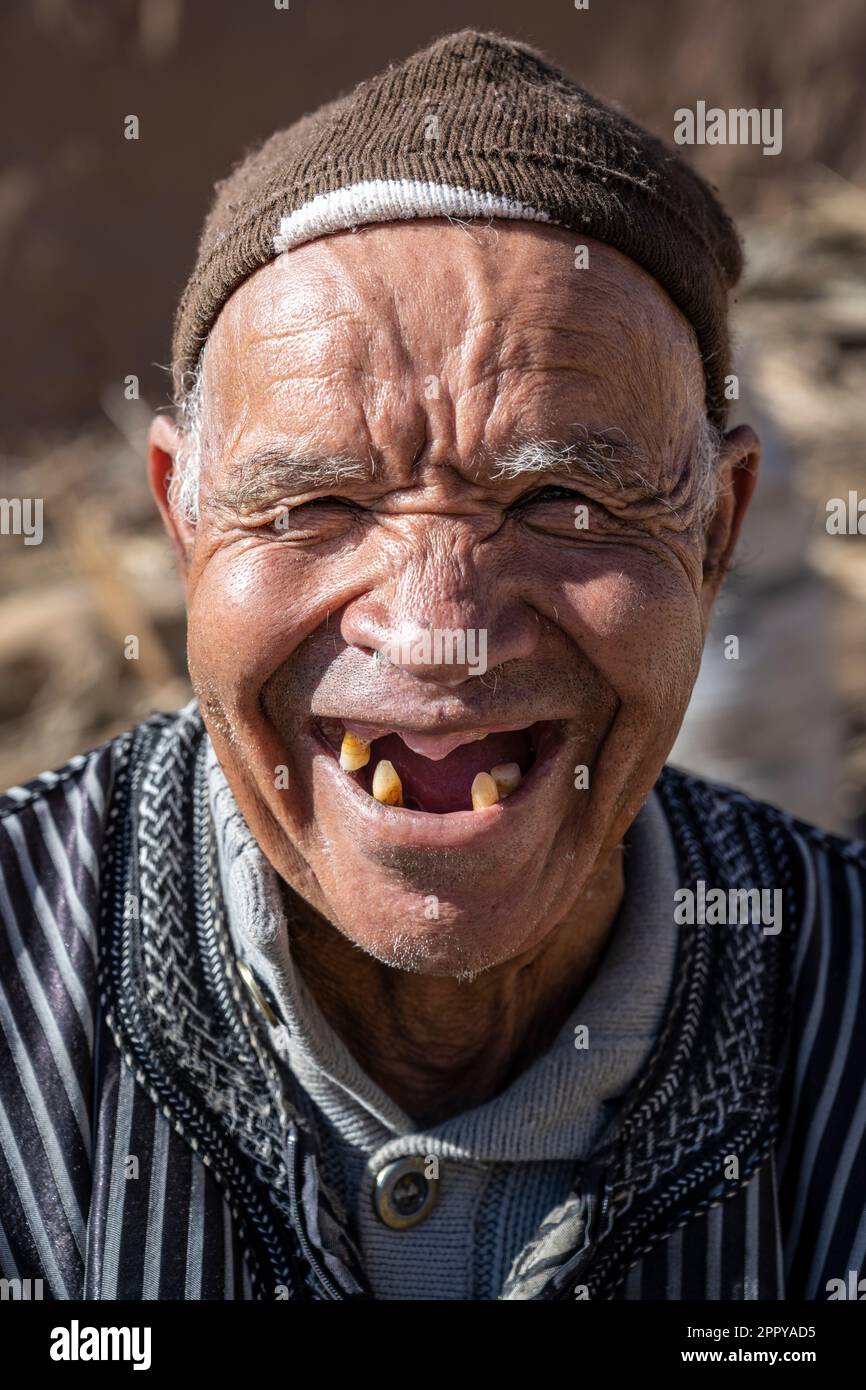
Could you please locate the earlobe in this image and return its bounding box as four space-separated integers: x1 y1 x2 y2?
147 413 195 572
702 423 760 586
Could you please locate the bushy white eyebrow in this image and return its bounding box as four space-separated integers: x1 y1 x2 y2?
491 424 721 524
210 450 373 513
489 429 649 486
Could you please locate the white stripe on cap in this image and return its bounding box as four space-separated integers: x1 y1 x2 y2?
272 178 551 253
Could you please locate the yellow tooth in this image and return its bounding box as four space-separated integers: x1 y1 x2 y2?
471 770 500 811
490 762 522 798
372 759 403 806
339 732 371 772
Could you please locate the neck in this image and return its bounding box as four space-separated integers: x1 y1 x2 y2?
287 855 625 1127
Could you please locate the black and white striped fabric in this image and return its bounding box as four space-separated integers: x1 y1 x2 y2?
0 705 864 1300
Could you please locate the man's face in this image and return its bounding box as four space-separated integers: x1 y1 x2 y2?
153 220 755 976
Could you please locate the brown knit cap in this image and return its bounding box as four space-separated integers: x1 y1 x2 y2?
172 28 743 426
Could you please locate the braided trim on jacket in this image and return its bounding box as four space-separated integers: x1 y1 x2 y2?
98 706 368 1300
570 766 798 1299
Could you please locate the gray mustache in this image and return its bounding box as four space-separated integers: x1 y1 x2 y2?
261 634 615 732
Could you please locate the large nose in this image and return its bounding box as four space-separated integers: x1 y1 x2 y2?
340 537 539 688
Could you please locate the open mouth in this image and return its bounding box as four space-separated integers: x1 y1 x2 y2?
312 719 561 815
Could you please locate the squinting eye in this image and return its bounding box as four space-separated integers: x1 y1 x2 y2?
293 496 359 511
270 496 361 525
517 486 580 505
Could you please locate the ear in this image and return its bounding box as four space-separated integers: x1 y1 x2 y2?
148 412 197 576
700 423 760 619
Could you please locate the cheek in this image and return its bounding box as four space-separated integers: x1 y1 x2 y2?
186 541 350 707
541 553 704 713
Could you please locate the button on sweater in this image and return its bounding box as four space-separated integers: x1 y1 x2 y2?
206 740 681 1300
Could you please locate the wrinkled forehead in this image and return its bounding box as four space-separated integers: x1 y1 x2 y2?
201 220 705 474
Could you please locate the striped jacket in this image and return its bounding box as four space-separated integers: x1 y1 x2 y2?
0 703 864 1301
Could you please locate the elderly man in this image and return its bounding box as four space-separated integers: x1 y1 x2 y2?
1 30 864 1304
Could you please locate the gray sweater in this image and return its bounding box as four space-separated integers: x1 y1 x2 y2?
207 741 680 1300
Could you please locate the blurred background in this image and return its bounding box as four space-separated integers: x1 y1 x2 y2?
0 0 864 834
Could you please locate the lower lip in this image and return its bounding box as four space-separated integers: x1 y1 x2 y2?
310 722 566 848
